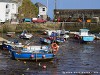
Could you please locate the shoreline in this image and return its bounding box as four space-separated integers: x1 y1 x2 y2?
0 22 100 33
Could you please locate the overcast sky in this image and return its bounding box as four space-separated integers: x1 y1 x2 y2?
31 0 100 19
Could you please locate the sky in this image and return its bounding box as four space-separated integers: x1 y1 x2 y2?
31 0 100 19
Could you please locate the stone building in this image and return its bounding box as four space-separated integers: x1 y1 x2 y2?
54 9 100 22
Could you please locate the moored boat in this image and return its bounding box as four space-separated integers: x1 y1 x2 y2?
6 32 15 37
19 30 33 39
1 39 23 51
10 43 59 61
74 28 95 42
94 33 100 40
40 37 51 44
40 32 68 44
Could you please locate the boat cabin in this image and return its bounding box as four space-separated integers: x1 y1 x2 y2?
79 29 89 36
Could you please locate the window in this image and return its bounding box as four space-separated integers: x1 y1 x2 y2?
42 8 45 11
6 4 9 8
12 4 14 9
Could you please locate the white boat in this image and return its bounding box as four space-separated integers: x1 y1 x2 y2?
21 45 49 53
74 28 95 42
19 30 33 39
63 34 69 40
95 33 100 40
6 32 15 37
44 29 70 36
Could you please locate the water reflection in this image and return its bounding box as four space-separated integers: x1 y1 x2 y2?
79 44 94 65
82 45 94 53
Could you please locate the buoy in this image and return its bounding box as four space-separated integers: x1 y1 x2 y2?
39 63 41 66
24 61 26 64
42 65 46 69
42 55 45 58
26 68 29 70
31 54 34 58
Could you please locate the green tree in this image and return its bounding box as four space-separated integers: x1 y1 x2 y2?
18 0 38 19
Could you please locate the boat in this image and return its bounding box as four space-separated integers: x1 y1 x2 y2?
2 39 23 51
10 43 59 61
40 32 67 44
74 28 95 42
6 32 15 37
40 37 52 44
95 33 100 40
43 29 70 36
19 30 33 39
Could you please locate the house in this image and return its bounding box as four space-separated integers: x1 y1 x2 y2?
35 2 47 20
0 0 19 24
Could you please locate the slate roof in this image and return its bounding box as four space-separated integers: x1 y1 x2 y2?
0 0 16 3
35 2 46 7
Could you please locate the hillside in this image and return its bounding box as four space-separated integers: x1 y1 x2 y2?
18 0 38 19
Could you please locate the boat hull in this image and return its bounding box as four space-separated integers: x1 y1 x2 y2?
82 36 94 42
74 34 94 42
11 51 55 60
2 44 12 51
40 38 51 44
40 37 65 44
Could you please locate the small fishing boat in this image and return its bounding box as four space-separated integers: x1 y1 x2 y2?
43 29 70 36
10 43 59 61
2 39 23 51
40 32 67 44
19 30 33 39
6 32 15 37
74 28 95 42
95 33 100 40
40 37 51 44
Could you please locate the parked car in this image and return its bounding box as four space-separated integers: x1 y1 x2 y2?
22 18 32 22
32 18 47 23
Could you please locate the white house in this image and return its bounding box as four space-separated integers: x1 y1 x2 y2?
0 0 18 23
35 2 47 20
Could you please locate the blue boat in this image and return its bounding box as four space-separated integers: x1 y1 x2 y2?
10 44 59 61
74 28 95 42
11 51 55 60
40 32 66 44
40 37 51 44
2 39 23 51
2 43 12 51
82 36 94 42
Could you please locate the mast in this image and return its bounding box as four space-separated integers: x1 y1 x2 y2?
54 0 57 24
55 0 57 10
54 0 57 21
82 13 85 28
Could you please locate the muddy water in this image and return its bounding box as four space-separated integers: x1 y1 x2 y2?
0 34 100 75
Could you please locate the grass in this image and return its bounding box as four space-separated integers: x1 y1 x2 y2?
0 22 100 34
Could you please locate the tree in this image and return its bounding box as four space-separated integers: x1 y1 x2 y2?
18 0 38 19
